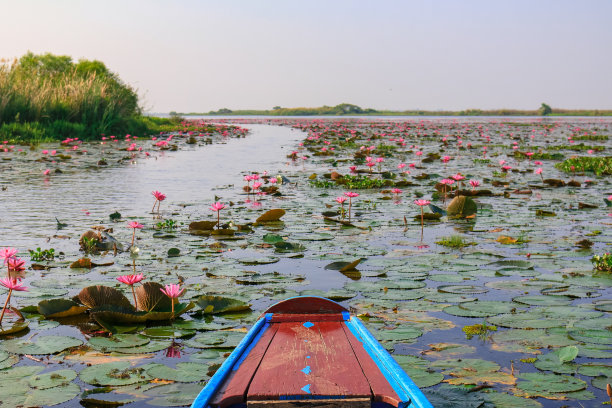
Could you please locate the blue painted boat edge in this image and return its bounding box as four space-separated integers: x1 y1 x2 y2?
345 317 433 408
190 315 270 408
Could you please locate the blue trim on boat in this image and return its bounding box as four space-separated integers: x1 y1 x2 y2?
190 316 269 408
344 318 433 408
342 311 351 321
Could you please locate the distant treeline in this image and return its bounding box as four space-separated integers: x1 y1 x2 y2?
180 103 612 117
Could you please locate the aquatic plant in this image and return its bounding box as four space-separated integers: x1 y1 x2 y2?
0 278 27 325
210 202 226 229
462 322 497 340
160 284 185 316
591 253 612 273
335 196 347 219
344 192 359 221
414 199 430 241
28 247 55 262
469 180 480 191
535 167 543 182
556 156 612 176
117 273 144 309
151 190 166 214
436 235 475 248
127 221 143 246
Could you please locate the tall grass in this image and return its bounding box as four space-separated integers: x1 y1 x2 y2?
0 54 144 142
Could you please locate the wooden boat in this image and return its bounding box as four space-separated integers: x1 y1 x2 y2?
191 297 433 408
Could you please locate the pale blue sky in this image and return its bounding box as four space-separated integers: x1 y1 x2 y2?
1 0 611 112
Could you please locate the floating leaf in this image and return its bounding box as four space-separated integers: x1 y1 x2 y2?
79 285 134 310
135 282 172 312
255 209 285 222
0 335 83 355
37 298 87 318
446 196 477 218
28 369 77 389
515 372 587 399
79 361 151 386
146 362 209 382
195 295 251 314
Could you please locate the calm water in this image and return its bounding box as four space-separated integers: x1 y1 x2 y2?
0 124 303 249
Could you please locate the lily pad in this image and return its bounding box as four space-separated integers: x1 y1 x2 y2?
146 362 209 382
37 298 88 318
195 295 251 314
28 369 77 389
0 335 83 355
515 372 587 399
79 361 152 386
255 209 286 222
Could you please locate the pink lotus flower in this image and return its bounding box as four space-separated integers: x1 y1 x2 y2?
344 192 359 220
397 163 406 169
0 278 26 291
117 273 144 309
117 273 144 286
391 188 402 195
587 149 594 154
335 196 347 204
127 222 143 246
0 248 17 263
534 161 543 165
502 165 512 171
499 160 506 166
451 174 465 181
43 169 50 176
535 167 544 182
0 277 27 325
414 199 431 206
160 283 185 315
469 180 480 191
210 202 226 229
6 257 25 273
414 200 431 241
269 177 278 184
415 151 423 156
442 156 450 163
151 190 166 213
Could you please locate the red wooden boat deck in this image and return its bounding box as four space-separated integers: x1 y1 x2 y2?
210 298 404 408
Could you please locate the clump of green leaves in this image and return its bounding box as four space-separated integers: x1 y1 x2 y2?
462 322 497 340
555 156 612 176
436 235 475 248
592 253 612 272
81 237 98 255
156 219 179 231
28 247 55 262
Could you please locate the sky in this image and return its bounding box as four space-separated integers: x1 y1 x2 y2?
1 0 611 113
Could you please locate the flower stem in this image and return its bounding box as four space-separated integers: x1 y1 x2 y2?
152 199 157 214
131 230 136 246
131 286 138 310
0 289 13 325
217 211 220 229
420 207 424 241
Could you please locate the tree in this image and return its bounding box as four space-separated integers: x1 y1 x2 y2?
539 103 552 116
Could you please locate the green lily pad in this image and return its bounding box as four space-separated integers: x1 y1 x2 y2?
484 392 542 408
568 328 611 344
0 335 83 355
516 372 587 399
437 284 488 294
89 334 151 351
577 363 612 377
0 319 30 335
146 362 209 382
534 346 579 374
144 383 204 406
79 361 152 386
37 298 88 318
28 369 77 389
513 295 572 306
195 295 251 314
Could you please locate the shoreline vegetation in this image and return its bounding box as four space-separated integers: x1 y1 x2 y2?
181 103 612 117
0 53 178 143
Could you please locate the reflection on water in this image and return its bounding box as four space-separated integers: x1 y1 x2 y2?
0 124 303 248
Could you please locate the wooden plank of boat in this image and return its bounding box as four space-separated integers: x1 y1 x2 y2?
191 297 433 408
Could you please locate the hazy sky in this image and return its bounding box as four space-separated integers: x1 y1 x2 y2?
1 0 611 113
